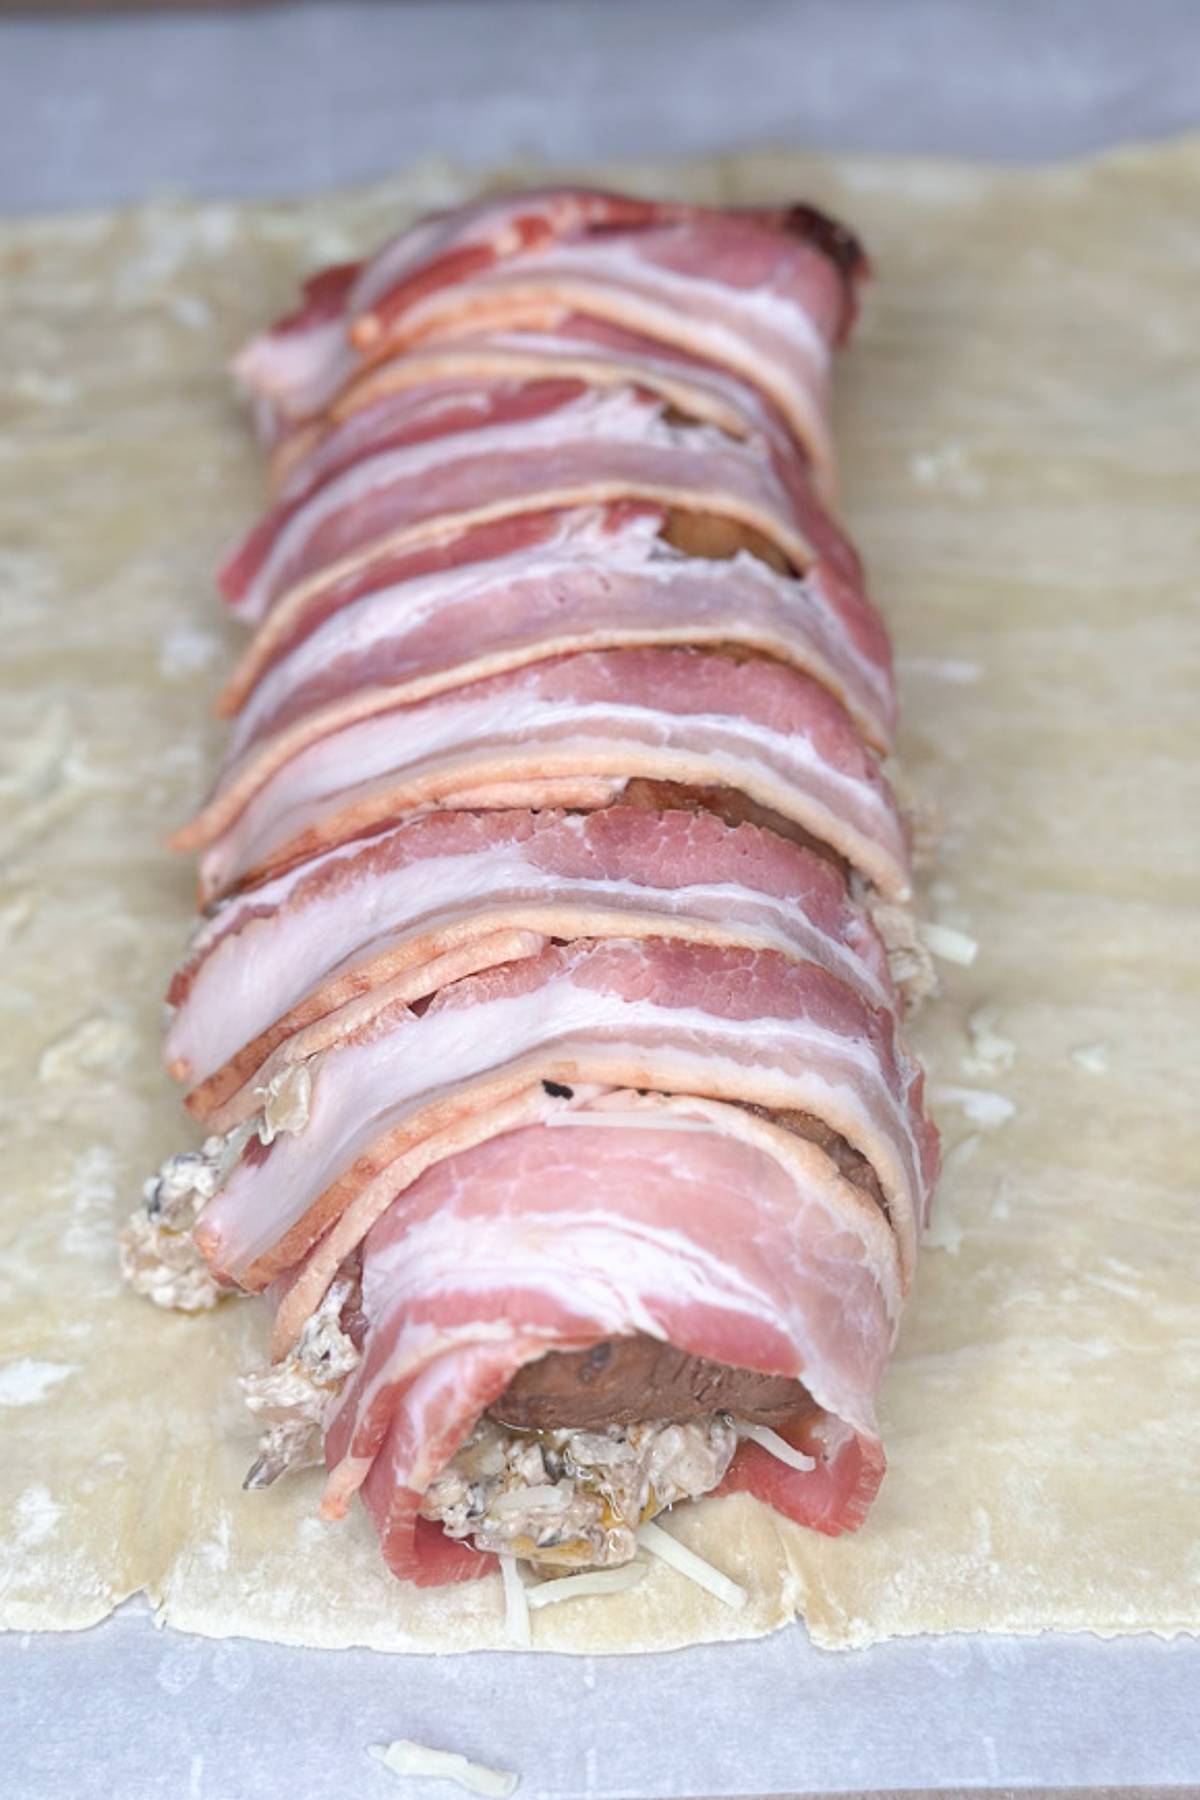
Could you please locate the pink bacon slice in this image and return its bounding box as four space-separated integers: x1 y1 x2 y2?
166 806 895 1117
174 646 911 907
234 187 867 489
192 939 938 1299
265 315 807 498
218 376 587 616
218 508 576 717
220 505 894 778
217 386 859 625
320 1098 896 1581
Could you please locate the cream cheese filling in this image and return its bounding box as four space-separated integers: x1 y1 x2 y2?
418 1412 738 1570
118 1126 251 1312
240 1273 361 1489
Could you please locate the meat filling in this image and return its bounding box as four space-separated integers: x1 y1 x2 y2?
758 1103 888 1215
491 1335 815 1433
488 1102 882 1433
659 504 793 575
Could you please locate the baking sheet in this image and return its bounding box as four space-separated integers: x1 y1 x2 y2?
2 132 1199 1788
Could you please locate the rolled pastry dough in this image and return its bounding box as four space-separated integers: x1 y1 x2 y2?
1 137 1197 1652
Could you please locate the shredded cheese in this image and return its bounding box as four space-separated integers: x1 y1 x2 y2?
923 1201 964 1257
368 1740 518 1798
498 1552 530 1648
918 921 979 966
929 1083 1015 1128
636 1520 746 1610
964 1003 1016 1075
525 1563 646 1609
545 1111 717 1132
489 1482 571 1516
942 1132 982 1176
734 1419 816 1472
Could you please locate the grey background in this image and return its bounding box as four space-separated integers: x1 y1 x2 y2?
3 4 1199 1797
2 0 1200 213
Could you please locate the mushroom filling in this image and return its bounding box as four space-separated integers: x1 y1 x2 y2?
118 1130 248 1313
418 1413 738 1569
240 1271 362 1490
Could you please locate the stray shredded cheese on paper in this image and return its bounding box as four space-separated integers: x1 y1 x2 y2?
368 1740 518 1798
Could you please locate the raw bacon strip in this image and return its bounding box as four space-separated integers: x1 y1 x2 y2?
175 647 911 906
718 1414 885 1538
269 1084 587 1361
219 509 577 716
218 377 586 615
235 188 865 487
265 316 826 535
269 315 801 487
239 258 362 440
221 505 894 769
192 939 937 1295
349 191 862 349
266 321 799 497
353 242 839 496
267 377 528 507
219 387 858 624
180 926 547 1116
166 806 895 1115
322 1101 897 1576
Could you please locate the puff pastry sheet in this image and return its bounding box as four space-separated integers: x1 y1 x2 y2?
2 138 1197 1652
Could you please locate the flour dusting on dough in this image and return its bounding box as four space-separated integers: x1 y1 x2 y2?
38 1014 138 1084
907 441 986 497
0 1360 77 1408
59 1145 120 1262
16 1487 64 1547
962 1006 1016 1076
159 626 223 679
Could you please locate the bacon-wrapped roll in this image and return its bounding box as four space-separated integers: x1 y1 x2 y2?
124 187 940 1598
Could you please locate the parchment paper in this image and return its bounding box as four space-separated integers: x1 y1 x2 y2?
7 1600 1200 1798
1 137 1197 1656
